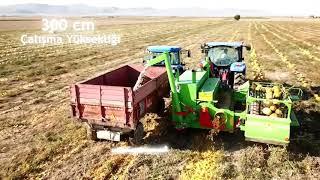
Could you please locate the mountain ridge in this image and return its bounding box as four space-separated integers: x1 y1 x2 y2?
0 3 302 17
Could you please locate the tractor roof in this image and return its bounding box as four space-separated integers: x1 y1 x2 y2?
205 42 243 48
147 46 181 53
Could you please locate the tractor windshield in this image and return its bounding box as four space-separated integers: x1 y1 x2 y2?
208 47 239 66
148 52 180 65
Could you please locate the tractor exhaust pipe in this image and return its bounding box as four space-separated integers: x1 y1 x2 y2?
192 70 196 83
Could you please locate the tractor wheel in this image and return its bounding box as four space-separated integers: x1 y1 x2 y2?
133 123 144 145
85 122 97 141
233 73 246 90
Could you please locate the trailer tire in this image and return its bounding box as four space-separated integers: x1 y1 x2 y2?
85 123 97 141
234 73 245 90
133 123 144 145
157 98 165 116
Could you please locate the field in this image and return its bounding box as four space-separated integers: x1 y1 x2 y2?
0 16 320 179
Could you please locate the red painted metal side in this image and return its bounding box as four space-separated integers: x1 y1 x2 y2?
70 64 168 132
199 107 213 128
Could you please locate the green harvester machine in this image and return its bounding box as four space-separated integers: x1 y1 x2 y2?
146 43 302 145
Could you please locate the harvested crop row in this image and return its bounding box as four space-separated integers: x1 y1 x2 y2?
0 21 206 63
258 23 320 100
292 27 320 38
262 24 320 62
248 23 264 80
255 23 311 88
228 30 239 42
272 22 320 37
0 22 207 64
265 23 320 52
0 20 192 52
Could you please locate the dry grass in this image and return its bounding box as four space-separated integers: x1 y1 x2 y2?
0 17 319 179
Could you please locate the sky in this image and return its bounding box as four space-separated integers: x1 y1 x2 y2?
0 0 319 15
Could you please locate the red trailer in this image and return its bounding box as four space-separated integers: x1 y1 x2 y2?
70 64 169 141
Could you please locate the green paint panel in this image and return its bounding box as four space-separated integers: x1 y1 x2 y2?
244 114 291 144
177 70 207 86
179 83 198 107
176 70 209 108
198 78 220 101
290 112 299 127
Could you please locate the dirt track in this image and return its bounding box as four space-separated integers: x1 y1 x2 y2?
0 17 320 179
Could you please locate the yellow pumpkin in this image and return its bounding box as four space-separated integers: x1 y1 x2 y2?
262 107 272 116
270 113 278 118
275 109 283 116
270 105 277 111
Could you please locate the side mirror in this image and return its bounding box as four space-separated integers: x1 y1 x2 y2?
181 49 191 58
143 55 152 62
187 50 191 57
200 44 205 53
245 45 252 51
201 44 209 54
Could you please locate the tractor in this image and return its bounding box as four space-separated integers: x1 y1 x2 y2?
200 42 251 90
145 46 302 145
143 46 191 75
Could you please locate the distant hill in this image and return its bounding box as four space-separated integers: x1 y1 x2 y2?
0 4 119 16
0 3 271 17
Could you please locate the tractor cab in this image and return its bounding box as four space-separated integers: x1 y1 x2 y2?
201 42 251 89
144 46 190 75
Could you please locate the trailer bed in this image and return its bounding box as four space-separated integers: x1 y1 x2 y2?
70 64 168 140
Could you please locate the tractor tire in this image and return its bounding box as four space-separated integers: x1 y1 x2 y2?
133 123 144 145
85 122 97 141
233 73 246 90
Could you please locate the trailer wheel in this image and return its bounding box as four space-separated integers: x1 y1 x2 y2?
133 123 144 145
234 73 246 90
157 98 165 115
85 122 97 141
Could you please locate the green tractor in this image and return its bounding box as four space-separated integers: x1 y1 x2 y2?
146 44 302 145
